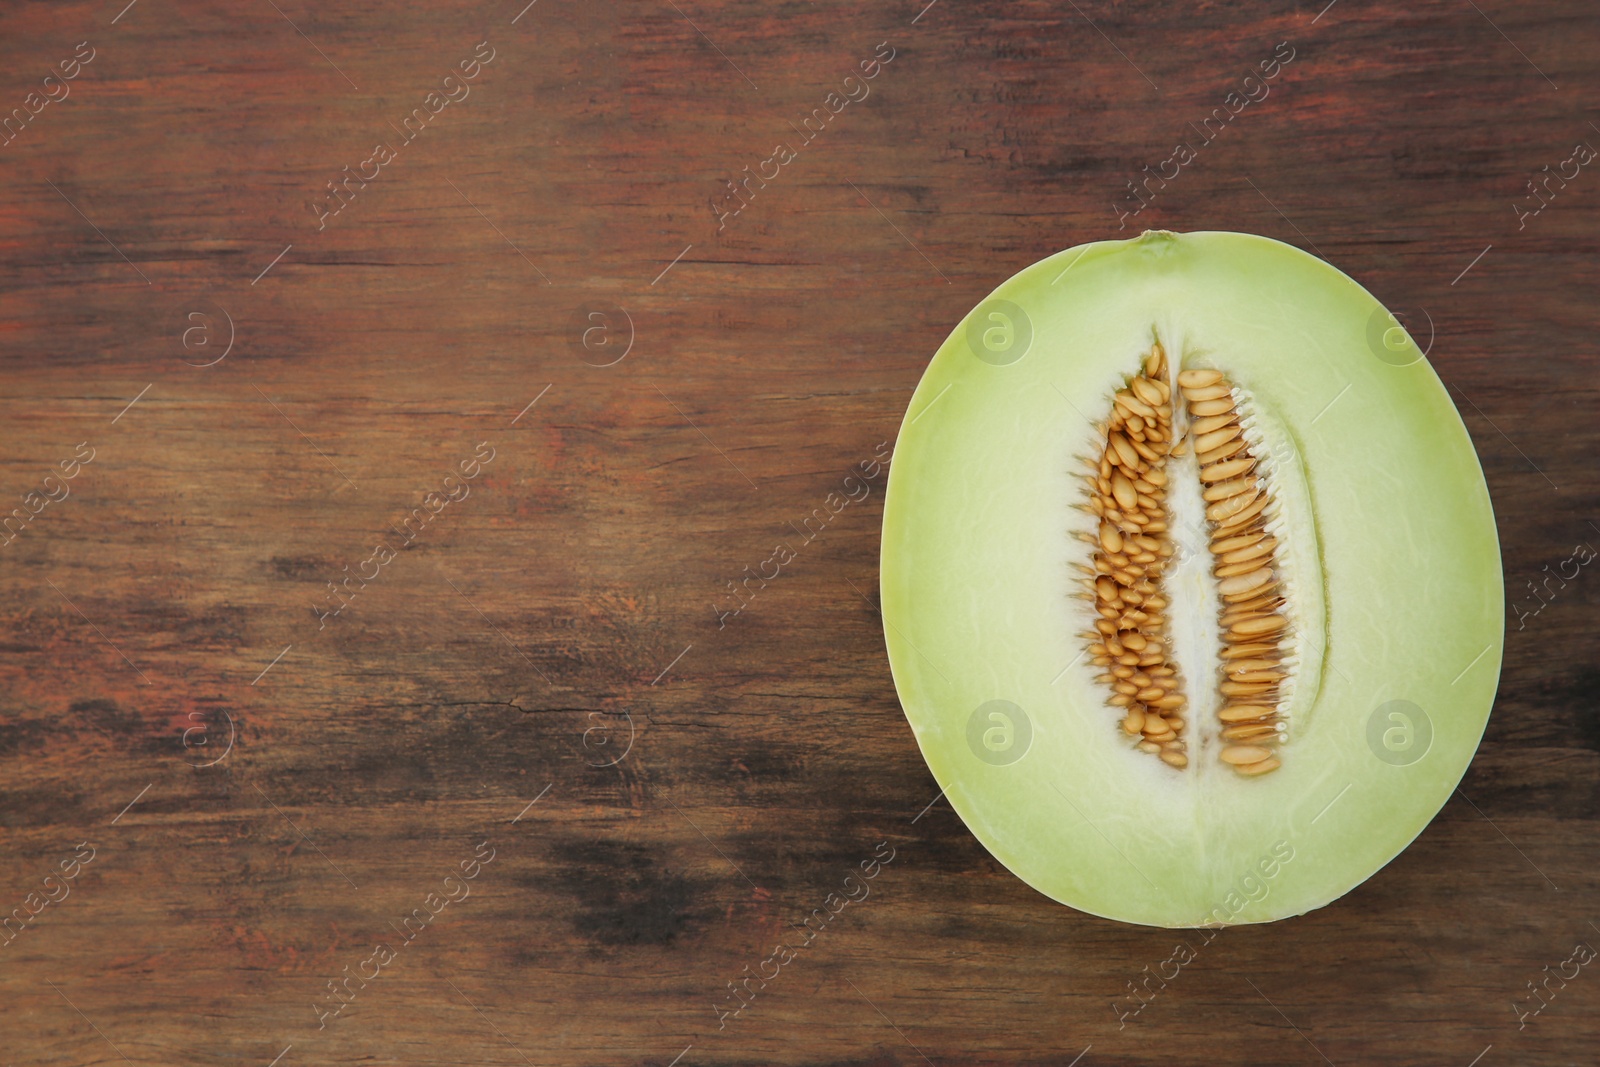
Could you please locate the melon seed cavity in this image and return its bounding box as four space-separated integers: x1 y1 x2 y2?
1080 342 1289 777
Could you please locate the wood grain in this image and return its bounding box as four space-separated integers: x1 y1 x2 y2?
0 0 1596 1064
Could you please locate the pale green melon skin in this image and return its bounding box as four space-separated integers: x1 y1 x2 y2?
880 230 1503 927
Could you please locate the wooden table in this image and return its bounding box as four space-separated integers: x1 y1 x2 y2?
1 0 1595 1064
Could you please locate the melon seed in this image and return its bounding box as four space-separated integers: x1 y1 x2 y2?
1233 757 1282 777
1201 457 1256 483
1190 413 1236 435
1194 427 1241 453
1111 473 1137 510
1222 723 1278 741
1219 705 1274 722
1176 368 1222 388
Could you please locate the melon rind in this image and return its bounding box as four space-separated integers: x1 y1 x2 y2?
879 230 1503 927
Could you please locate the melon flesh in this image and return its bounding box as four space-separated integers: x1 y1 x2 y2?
880 230 1502 927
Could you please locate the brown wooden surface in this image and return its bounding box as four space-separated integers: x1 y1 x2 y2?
1 0 1597 1064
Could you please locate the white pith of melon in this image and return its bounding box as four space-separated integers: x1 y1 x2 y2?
880 230 1502 927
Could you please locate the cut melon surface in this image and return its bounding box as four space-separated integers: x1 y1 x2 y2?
880 230 1503 927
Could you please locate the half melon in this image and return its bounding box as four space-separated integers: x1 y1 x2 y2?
880 229 1502 926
